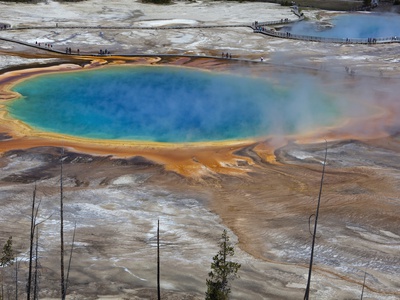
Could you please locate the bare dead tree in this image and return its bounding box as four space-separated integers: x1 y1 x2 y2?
15 256 22 300
65 222 76 296
304 142 328 300
60 148 66 300
26 185 50 300
14 257 20 300
58 149 75 299
360 271 367 299
27 185 42 300
33 228 40 300
157 219 160 300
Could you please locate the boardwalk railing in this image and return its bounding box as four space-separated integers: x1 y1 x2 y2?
253 26 400 44
1 24 252 31
2 6 398 48
253 6 400 44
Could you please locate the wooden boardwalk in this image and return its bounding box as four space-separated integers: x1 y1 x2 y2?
1 8 398 60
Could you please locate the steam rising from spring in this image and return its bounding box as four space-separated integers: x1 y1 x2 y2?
7 65 397 143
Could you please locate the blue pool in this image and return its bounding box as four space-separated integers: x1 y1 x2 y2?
287 13 400 39
8 66 340 143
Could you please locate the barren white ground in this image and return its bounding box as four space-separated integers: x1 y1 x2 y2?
1 0 400 76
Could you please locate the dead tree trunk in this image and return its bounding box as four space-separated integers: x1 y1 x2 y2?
15 257 18 300
26 185 44 300
27 186 37 300
60 149 65 300
33 229 39 300
65 222 76 296
304 143 328 300
157 219 160 300
360 272 367 299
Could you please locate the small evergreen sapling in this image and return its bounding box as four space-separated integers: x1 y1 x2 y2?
206 230 241 300
0 237 14 267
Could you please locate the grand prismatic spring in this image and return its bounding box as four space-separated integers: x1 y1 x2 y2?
1 1 400 299
6 65 344 143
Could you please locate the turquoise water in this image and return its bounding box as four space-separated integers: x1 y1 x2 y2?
288 13 400 39
8 66 339 143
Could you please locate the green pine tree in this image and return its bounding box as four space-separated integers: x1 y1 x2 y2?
0 237 14 267
205 230 241 300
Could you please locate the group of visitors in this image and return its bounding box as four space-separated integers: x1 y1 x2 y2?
36 41 53 49
221 52 233 59
99 49 111 55
64 47 80 54
34 41 83 55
